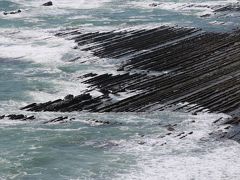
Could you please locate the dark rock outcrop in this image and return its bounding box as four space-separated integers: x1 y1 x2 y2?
42 1 53 6
43 116 68 124
21 27 240 116
3 9 21 15
21 93 108 112
0 114 36 121
214 4 240 12
18 26 240 142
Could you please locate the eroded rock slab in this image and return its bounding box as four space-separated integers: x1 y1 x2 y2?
22 26 240 117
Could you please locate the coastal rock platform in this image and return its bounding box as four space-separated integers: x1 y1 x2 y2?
19 26 240 141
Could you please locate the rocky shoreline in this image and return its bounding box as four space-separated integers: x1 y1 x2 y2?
2 25 240 141
22 26 240 115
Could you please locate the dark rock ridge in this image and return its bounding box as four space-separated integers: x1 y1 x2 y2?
0 114 35 121
20 26 240 141
23 26 240 117
213 3 240 12
43 116 68 124
21 93 108 112
0 114 124 126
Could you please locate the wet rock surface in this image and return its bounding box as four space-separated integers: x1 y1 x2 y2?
21 93 107 112
0 114 35 121
19 26 240 141
24 26 240 116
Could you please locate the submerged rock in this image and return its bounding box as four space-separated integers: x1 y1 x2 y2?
175 132 185 137
4 114 35 121
43 116 68 124
88 119 111 125
138 141 146 145
42 1 53 6
200 14 211 18
214 4 240 12
7 114 25 120
160 142 167 146
224 117 240 125
3 9 21 15
167 126 175 131
149 3 159 7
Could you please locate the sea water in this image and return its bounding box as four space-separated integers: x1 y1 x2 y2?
1 0 240 179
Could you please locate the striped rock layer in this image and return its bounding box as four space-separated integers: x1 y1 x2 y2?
22 26 240 120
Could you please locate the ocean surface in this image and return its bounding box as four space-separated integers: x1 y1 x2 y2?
1 0 240 179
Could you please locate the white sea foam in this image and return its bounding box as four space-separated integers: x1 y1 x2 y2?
111 112 240 180
0 29 76 65
128 0 239 16
0 28 97 107
67 15 93 20
0 107 239 179
0 26 127 107
28 79 89 102
14 0 111 9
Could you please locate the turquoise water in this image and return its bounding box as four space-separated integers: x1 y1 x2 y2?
1 0 240 179
1 111 240 179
